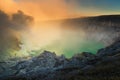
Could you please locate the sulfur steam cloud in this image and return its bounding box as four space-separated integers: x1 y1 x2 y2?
0 10 33 61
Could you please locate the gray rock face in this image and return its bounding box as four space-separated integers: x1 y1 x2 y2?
97 41 120 57
0 41 120 80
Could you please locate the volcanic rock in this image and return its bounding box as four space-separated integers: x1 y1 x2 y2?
1 41 120 80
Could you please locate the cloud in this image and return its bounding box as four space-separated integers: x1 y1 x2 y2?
0 0 82 21
16 0 73 21
12 10 33 30
0 10 33 60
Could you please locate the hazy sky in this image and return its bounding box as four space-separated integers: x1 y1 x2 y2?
0 0 120 21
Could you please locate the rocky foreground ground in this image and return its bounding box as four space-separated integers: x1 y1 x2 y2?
0 41 120 80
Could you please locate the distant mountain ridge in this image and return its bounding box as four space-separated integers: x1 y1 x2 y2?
63 15 120 22
45 15 120 23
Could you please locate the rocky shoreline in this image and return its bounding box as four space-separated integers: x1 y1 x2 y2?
0 41 120 80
